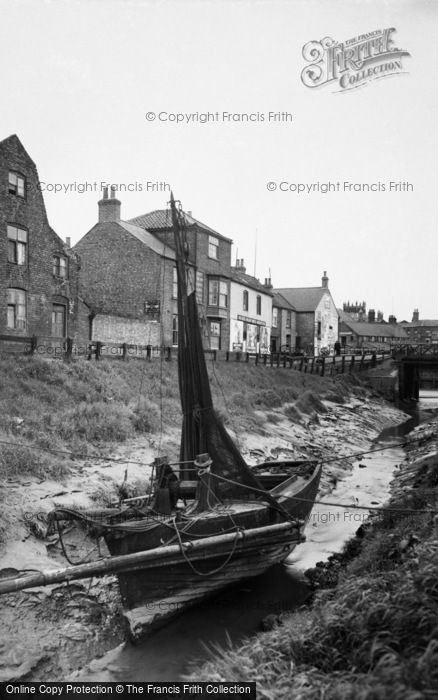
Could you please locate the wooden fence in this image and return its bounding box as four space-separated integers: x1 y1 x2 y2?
0 334 390 377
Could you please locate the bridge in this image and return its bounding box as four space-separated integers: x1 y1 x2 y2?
392 344 438 399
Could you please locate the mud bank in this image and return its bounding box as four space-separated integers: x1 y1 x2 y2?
0 374 407 682
187 420 438 699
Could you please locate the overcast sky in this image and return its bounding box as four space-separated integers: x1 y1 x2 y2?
2 0 437 322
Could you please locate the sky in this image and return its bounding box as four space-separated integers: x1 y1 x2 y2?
1 0 437 322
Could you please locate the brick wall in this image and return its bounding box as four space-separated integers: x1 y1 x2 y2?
74 221 176 345
296 312 316 353
0 135 80 339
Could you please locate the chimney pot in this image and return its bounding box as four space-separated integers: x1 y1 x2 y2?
98 191 121 223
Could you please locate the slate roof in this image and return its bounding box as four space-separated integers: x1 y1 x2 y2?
272 292 296 311
341 319 408 339
274 287 326 312
118 221 175 260
230 268 273 295
401 320 438 327
128 209 232 242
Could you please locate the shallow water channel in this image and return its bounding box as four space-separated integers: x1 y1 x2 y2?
76 392 438 682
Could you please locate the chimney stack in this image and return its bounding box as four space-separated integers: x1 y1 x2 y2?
412 309 419 323
98 186 121 223
65 236 71 248
234 258 246 273
388 314 397 325
368 309 375 323
321 270 329 288
264 277 273 290
377 310 384 323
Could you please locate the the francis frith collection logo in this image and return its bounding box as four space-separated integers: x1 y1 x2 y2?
301 28 410 91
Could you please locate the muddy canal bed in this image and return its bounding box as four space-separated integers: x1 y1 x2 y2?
1 391 431 682
73 405 415 682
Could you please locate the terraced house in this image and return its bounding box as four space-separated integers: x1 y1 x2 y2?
229 260 273 353
75 192 233 350
0 135 80 343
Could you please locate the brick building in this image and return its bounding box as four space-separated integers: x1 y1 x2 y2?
401 309 438 345
270 290 297 353
0 134 80 342
228 260 272 353
74 190 175 346
75 193 233 349
275 272 338 355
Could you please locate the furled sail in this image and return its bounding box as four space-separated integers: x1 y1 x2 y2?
170 195 279 508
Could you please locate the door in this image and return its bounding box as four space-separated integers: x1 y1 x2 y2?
52 304 66 337
209 320 221 350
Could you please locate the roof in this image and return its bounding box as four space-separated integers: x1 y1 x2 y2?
274 287 327 312
128 209 233 243
118 221 175 260
272 292 296 311
230 268 273 295
401 320 438 327
341 319 408 339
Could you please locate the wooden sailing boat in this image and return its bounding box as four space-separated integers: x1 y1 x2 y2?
0 195 322 641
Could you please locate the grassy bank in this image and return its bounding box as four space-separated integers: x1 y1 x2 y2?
187 433 438 699
0 353 361 477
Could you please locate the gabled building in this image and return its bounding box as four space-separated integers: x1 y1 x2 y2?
275 272 338 355
75 192 233 349
74 190 176 346
229 260 272 353
270 290 297 353
0 135 80 341
401 309 438 345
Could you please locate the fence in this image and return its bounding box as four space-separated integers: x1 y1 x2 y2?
0 334 390 377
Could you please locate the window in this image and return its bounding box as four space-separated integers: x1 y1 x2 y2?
172 315 178 346
209 321 221 350
256 295 261 315
286 311 291 328
243 290 248 311
219 281 228 308
272 307 278 328
8 172 25 197
208 278 228 308
196 271 204 303
7 289 26 330
53 255 68 279
172 267 178 298
7 225 27 265
208 279 218 306
52 304 66 337
317 321 322 339
208 235 219 259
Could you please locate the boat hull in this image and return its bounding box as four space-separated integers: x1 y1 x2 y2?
104 461 322 641
122 537 298 641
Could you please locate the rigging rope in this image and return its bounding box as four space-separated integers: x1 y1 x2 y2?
172 516 244 577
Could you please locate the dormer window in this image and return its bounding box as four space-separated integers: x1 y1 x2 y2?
7 225 27 265
208 235 219 259
8 171 26 197
53 254 68 279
